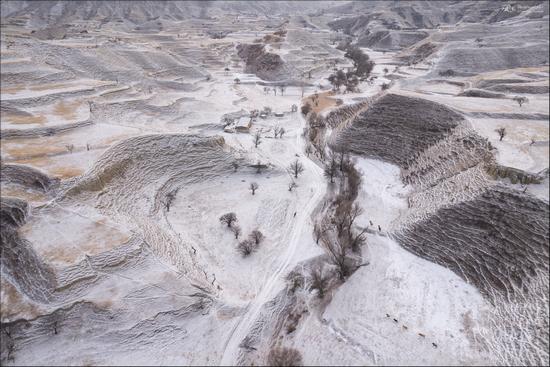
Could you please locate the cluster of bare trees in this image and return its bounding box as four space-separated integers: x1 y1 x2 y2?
220 213 265 257
303 111 328 159
327 45 374 94
309 144 367 297
237 229 265 257
328 69 360 93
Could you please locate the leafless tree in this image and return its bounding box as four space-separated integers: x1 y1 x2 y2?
313 222 328 244
238 239 256 256
349 228 367 253
267 346 303 366
513 95 528 107
274 126 281 138
219 212 237 227
288 181 297 191
231 161 239 172
164 189 178 212
289 159 305 178
232 225 242 239
309 265 330 299
249 182 259 195
496 127 506 141
253 130 262 148
249 229 264 245
305 145 313 157
324 234 352 281
324 156 339 183
344 203 364 235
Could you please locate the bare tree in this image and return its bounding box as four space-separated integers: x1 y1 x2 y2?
288 181 297 191
324 235 352 281
238 239 256 256
324 156 339 183
309 265 330 299
344 203 364 235
513 96 528 107
231 225 242 239
249 229 264 245
274 126 281 138
267 346 303 366
249 182 259 195
231 161 239 172
219 212 237 227
164 189 178 212
289 159 305 178
253 130 262 148
313 221 329 244
349 228 367 253
496 127 506 141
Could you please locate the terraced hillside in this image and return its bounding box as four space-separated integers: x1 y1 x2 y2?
1 1 548 366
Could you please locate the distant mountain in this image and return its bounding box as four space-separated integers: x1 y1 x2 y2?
0 1 336 27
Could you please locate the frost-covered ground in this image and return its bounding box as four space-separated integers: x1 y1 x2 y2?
1 2 548 366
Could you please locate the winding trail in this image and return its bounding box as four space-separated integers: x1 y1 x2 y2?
220 108 325 366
